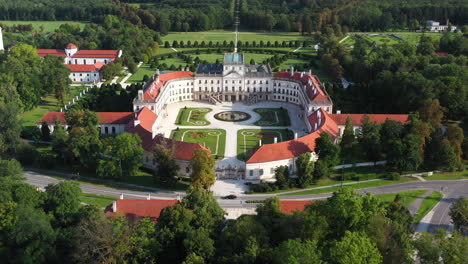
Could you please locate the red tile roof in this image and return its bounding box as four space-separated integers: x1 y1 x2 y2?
247 109 339 163
144 72 194 100
435 52 449 56
72 49 120 58
124 107 208 160
66 62 105 72
66 43 78 49
37 49 67 57
38 112 134 124
105 199 178 222
279 200 313 214
329 114 409 126
274 72 330 103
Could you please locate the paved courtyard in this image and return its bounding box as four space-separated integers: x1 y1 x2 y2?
157 101 309 168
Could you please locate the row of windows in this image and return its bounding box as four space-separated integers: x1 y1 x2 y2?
68 59 108 64
197 79 269 85
72 73 98 77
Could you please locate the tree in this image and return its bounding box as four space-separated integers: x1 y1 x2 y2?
417 35 435 55
274 165 290 189
445 124 464 165
41 121 51 141
449 197 468 234
340 117 356 162
315 132 340 168
360 116 381 163
41 55 70 105
0 159 23 180
44 181 81 225
51 119 70 164
387 134 423 172
329 231 382 264
190 149 215 189
153 142 180 185
273 239 323 264
313 159 329 180
0 81 22 154
418 99 445 129
414 229 468 264
296 152 315 188
100 133 143 179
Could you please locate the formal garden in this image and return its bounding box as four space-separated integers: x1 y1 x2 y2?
175 107 212 126
237 128 294 160
170 128 226 159
253 107 291 126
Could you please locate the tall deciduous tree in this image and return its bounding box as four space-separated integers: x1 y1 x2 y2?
44 181 81 225
153 142 180 186
360 116 381 163
418 99 445 129
101 133 143 179
0 80 22 154
190 149 215 189
315 132 340 168
275 165 290 189
340 117 356 162
449 197 468 234
273 238 323 264
296 152 315 188
329 231 382 264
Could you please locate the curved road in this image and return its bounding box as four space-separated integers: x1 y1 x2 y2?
25 170 467 233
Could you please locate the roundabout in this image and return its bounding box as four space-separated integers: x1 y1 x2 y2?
214 111 251 122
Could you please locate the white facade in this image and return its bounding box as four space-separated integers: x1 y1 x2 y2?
0 26 4 52
70 71 101 83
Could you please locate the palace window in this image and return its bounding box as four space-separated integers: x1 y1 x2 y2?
112 127 116 134
104 127 109 134
249 170 253 176
259 169 264 176
186 167 190 173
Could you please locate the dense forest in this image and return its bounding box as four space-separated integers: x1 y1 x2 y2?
1 0 467 33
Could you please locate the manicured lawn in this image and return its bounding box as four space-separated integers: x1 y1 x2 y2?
340 36 356 47
425 170 468 181
20 86 87 126
175 107 212 126
375 189 427 207
171 129 226 159
277 58 309 71
79 193 117 208
0 20 87 33
162 31 310 43
366 35 401 45
253 108 291 126
237 129 293 161
281 177 417 196
127 64 156 83
392 32 442 45
414 191 443 223
157 52 275 68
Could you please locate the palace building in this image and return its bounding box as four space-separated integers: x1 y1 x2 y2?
39 52 408 181
37 43 122 83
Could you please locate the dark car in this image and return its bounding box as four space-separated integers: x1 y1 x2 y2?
222 195 237 200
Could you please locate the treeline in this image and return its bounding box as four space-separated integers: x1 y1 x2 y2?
0 0 120 22
318 32 468 121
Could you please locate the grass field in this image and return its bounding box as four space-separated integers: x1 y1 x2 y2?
281 177 417 196
425 170 468 180
393 32 442 45
253 108 290 126
162 31 311 43
365 35 401 45
237 129 293 160
20 86 87 126
414 191 443 223
79 193 117 208
0 20 87 33
171 129 226 159
375 189 427 207
127 64 156 83
175 107 212 126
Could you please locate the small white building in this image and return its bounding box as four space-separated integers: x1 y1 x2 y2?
37 43 122 82
425 20 457 32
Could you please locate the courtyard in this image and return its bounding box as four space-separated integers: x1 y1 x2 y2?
158 101 309 168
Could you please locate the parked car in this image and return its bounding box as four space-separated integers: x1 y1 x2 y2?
222 195 237 200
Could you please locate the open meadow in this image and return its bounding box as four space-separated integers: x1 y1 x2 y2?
162 31 312 43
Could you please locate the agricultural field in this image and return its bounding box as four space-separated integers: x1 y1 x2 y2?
162 31 311 43
175 107 212 126
20 86 88 126
253 108 290 126
171 129 226 159
0 20 87 33
237 129 293 160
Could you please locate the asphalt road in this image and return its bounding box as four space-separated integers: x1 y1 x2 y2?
25 170 467 233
